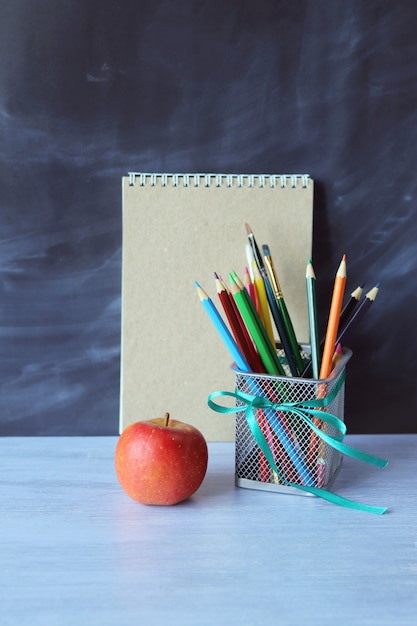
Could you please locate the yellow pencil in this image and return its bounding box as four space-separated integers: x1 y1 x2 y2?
252 262 275 346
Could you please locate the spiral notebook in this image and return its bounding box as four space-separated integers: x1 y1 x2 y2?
121 173 314 440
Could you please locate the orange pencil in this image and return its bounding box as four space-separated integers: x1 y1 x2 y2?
319 255 347 379
316 342 344 486
309 255 347 476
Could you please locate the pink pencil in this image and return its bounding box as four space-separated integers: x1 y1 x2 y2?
243 266 259 312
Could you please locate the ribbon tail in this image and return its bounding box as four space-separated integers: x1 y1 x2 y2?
244 400 388 515
306 417 388 469
207 388 388 515
295 485 388 515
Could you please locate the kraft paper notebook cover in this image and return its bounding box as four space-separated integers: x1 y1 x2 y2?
120 173 313 441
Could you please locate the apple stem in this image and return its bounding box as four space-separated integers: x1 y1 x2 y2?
164 412 170 427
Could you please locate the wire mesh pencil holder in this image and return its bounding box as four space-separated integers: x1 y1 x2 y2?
234 346 352 496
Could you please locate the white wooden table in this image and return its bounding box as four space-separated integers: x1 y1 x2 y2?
1 435 416 625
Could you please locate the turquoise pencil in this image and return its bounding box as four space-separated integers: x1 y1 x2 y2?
306 259 320 379
195 282 250 372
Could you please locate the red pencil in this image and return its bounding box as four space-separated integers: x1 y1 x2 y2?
215 276 265 373
257 411 272 482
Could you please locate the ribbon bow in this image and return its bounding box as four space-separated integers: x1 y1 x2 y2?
208 372 388 515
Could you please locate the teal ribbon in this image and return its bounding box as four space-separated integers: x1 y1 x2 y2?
208 373 388 515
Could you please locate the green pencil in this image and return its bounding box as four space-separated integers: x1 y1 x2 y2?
229 274 285 376
262 244 304 374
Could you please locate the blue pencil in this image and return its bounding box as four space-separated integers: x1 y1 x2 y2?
195 282 250 372
243 375 314 486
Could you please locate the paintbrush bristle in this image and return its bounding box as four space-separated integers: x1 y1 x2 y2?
244 222 252 236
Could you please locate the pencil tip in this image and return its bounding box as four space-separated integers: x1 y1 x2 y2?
337 255 347 277
194 281 201 288
306 261 316 279
351 284 363 299
366 283 380 300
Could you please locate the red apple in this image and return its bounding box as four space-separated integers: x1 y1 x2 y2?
115 413 208 505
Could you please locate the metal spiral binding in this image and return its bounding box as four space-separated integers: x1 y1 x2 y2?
128 172 310 188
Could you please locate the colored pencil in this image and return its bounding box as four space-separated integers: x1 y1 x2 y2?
319 255 347 379
331 342 343 371
338 284 364 331
336 283 380 345
263 244 304 374
257 411 274 482
305 259 320 379
224 278 264 367
234 268 312 481
302 281 365 379
230 270 245 292
259 402 315 485
226 272 266 360
215 276 265 373
252 262 275 345
316 342 344 487
242 373 314 485
195 282 250 372
229 277 285 376
243 265 259 311
262 268 300 376
245 223 298 376
308 255 347 471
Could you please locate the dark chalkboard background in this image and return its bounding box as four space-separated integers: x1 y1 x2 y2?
1 0 416 435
